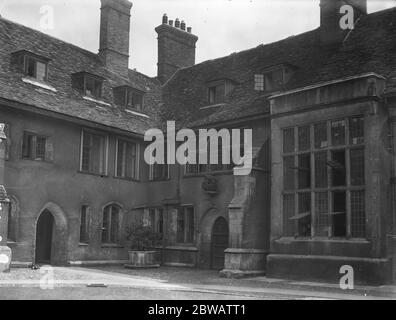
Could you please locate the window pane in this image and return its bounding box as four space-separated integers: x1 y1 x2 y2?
110 206 120 243
26 57 35 77
22 133 33 159
350 148 365 186
283 128 294 153
350 117 364 145
176 208 185 243
116 141 124 177
315 192 329 237
283 156 295 190
185 207 194 243
333 191 346 237
82 132 91 171
351 190 365 238
102 207 110 243
36 62 47 81
331 120 345 146
315 152 328 188
298 126 310 151
314 122 328 149
91 134 105 174
331 150 346 187
298 192 311 237
80 206 89 243
36 136 46 160
283 194 295 236
254 74 264 91
157 209 164 238
298 154 311 189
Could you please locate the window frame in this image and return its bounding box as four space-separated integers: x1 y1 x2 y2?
101 204 122 245
281 116 366 240
113 86 145 111
13 51 50 82
206 79 235 105
176 206 195 245
115 137 140 181
79 129 109 176
79 205 91 245
72 72 104 99
21 131 48 161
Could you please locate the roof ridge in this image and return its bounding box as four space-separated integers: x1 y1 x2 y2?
174 28 320 74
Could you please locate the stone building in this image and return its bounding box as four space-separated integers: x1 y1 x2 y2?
0 0 396 284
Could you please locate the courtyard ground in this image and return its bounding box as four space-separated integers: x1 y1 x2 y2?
0 265 394 300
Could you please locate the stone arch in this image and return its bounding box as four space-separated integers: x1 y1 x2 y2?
34 202 68 265
198 207 228 268
100 202 124 243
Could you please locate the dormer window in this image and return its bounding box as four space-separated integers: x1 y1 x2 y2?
72 72 104 99
113 86 144 111
207 79 235 105
255 64 295 92
12 50 50 82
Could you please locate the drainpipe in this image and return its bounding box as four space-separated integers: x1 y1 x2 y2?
0 124 11 272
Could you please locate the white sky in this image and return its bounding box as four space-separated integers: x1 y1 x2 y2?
1 0 395 77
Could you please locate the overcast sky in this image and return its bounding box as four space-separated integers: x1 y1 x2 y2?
1 0 395 77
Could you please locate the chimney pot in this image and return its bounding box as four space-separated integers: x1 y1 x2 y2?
162 14 168 24
175 18 180 28
169 20 174 27
181 20 186 31
187 27 192 33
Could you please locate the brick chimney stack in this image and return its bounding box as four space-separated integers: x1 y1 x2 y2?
155 14 198 84
99 0 132 77
320 0 367 46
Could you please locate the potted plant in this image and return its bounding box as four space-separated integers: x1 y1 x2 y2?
124 222 161 269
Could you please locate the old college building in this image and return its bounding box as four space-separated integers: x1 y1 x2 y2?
0 0 396 284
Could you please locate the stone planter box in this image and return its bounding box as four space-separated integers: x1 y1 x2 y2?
125 251 160 269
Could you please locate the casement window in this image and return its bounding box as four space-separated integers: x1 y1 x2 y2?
149 147 170 181
147 208 164 240
7 196 17 243
12 51 49 82
116 139 139 180
207 80 235 105
72 72 103 99
150 164 169 181
102 204 121 244
176 206 195 244
80 130 108 175
114 86 144 111
282 116 365 239
22 132 53 161
254 74 265 91
264 68 284 91
79 205 90 244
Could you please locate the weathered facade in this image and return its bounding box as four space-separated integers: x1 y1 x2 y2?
1 0 396 285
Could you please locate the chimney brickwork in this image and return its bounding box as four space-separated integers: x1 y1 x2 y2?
99 0 132 77
155 14 198 84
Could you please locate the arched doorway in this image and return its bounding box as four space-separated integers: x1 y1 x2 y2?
211 217 229 270
35 210 54 264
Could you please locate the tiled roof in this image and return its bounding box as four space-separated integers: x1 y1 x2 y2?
0 17 162 135
162 8 396 128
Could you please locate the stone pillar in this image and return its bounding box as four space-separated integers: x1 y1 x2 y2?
0 124 11 272
220 167 269 278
